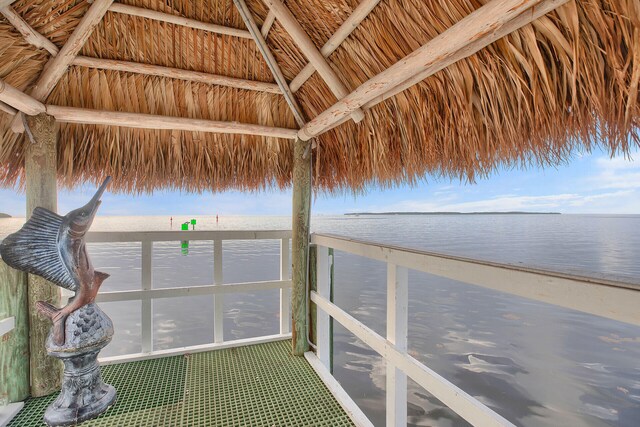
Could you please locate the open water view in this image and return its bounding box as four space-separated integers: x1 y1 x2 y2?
1 214 639 426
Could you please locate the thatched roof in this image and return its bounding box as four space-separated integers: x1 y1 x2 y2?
0 0 638 194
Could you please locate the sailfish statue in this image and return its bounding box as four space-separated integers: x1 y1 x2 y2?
0 177 116 426
1 177 111 345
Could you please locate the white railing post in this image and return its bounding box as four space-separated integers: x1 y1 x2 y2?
280 237 290 334
387 263 408 427
213 239 224 343
141 241 153 353
316 245 331 368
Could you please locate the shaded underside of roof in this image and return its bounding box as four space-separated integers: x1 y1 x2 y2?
0 0 638 194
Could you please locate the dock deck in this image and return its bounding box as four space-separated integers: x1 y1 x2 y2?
9 340 354 427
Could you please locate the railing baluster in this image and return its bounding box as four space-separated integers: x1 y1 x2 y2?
316 245 331 368
280 237 290 334
141 241 153 353
213 239 224 343
387 263 408 427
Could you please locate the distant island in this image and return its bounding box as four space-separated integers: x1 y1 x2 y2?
345 211 560 216
0 213 11 218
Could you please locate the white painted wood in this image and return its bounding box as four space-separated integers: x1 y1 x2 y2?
261 10 276 38
96 280 291 303
213 240 224 343
262 0 364 123
279 238 290 334
0 317 15 337
297 0 567 141
1 6 59 55
0 100 16 115
311 292 515 427
106 2 251 39
46 105 299 139
312 234 640 325
72 56 281 93
233 0 307 128
304 352 374 427
99 334 291 365
289 0 382 92
387 264 408 427
0 402 23 427
0 78 45 115
316 245 330 368
140 241 153 353
86 229 291 243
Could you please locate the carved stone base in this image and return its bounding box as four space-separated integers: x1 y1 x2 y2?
44 304 116 426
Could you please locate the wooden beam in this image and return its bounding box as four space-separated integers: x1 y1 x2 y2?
0 78 46 115
0 6 59 55
23 112 62 397
262 0 364 123
10 0 113 132
0 0 17 9
46 105 299 139
297 0 568 141
289 0 382 93
107 2 252 39
233 0 307 127
72 56 281 94
0 100 17 115
261 10 276 38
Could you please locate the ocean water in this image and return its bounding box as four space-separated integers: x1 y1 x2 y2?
1 214 639 427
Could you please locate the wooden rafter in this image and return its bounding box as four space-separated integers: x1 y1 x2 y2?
289 0 382 93
105 2 252 39
233 0 307 128
297 0 569 141
263 0 364 123
0 0 16 9
261 10 276 38
0 79 45 115
0 6 58 55
0 100 17 115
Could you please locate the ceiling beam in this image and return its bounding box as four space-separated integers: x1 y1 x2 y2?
0 78 46 115
289 0 382 93
0 0 17 9
46 105 298 139
0 100 17 115
233 0 307 128
262 0 364 123
261 10 276 38
0 6 59 55
72 56 282 94
106 3 252 39
297 0 568 141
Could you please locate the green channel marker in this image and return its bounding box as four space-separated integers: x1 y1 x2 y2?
181 222 189 231
190 219 196 225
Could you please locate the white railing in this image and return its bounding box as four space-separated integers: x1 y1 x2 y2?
84 230 292 364
310 233 640 427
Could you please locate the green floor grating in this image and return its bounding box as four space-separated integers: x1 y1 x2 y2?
8 340 355 427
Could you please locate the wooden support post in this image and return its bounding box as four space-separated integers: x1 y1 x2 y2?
308 244 317 345
24 113 61 397
0 261 29 402
387 264 408 427
291 138 311 355
279 237 290 335
315 245 330 368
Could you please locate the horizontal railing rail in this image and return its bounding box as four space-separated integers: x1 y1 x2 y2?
310 232 640 427
83 230 292 363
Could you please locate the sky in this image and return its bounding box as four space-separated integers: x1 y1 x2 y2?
0 146 638 217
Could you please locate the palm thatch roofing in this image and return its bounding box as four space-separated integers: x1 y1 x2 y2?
0 0 638 194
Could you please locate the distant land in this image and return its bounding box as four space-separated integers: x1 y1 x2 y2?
345 211 561 216
0 213 11 218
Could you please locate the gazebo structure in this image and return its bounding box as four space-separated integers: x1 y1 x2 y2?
0 0 638 426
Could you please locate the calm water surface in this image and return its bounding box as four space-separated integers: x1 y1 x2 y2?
1 214 639 426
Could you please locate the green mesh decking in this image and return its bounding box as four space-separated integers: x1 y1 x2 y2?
9 340 355 427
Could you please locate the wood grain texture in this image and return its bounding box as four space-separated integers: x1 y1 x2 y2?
24 112 61 397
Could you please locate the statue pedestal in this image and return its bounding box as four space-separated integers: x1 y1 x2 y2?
43 304 116 427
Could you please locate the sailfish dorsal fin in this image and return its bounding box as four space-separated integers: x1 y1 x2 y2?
0 207 78 292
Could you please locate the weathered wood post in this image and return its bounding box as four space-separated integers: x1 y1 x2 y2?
24 113 62 396
291 138 311 355
0 262 29 402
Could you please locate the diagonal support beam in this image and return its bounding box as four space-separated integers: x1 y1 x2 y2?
289 0 382 93
10 0 114 132
262 0 364 123
233 0 307 128
0 79 46 115
297 0 568 141
261 10 276 38
0 6 59 55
